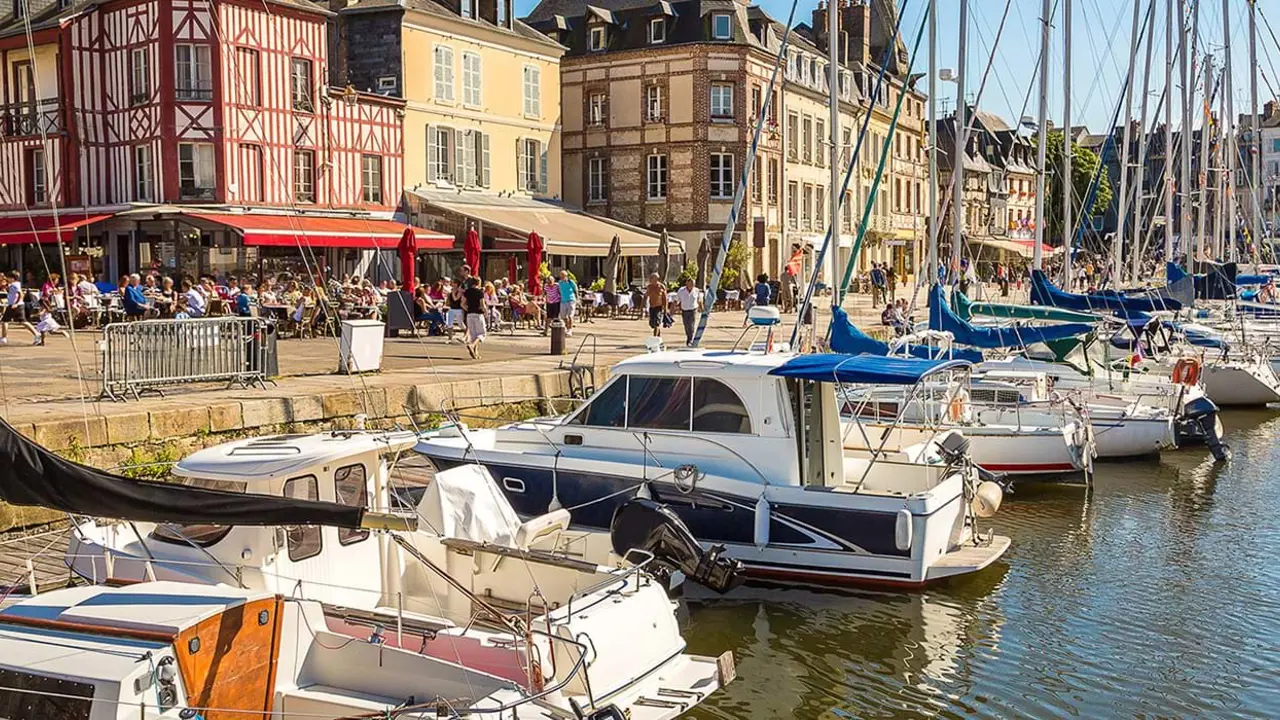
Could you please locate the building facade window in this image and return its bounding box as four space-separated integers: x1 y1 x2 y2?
711 12 731 39
428 126 453 181
177 142 215 199
462 52 482 106
649 18 665 44
522 65 540 117
361 155 383 204
710 152 733 199
645 84 663 122
710 83 733 119
815 119 825 167
590 26 607 51
647 154 667 200
588 93 607 126
290 57 313 111
787 112 798 160
434 46 454 102
815 187 825 228
801 183 812 229
802 116 812 163
294 149 315 203
787 181 798 228
134 145 154 202
129 48 150 105
519 138 545 192
588 157 609 202
175 44 212 101
25 148 45 205
768 158 779 204
751 155 762 202
236 48 260 105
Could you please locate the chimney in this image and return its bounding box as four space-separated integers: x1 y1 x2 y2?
843 0 870 67
811 1 828 50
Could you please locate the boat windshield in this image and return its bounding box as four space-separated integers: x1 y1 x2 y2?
149 477 249 547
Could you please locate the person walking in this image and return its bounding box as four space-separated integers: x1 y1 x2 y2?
557 270 578 336
0 271 37 345
542 274 560 336
885 264 896 303
645 273 666 337
676 278 702 346
869 263 885 307
462 276 486 359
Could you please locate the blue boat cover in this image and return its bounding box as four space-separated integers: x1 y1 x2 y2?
1165 263 1195 307
1031 270 1181 314
1189 261 1238 300
1236 274 1270 286
929 285 1094 349
828 307 984 362
768 353 971 385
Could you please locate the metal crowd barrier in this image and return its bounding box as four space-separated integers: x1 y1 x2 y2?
98 317 275 401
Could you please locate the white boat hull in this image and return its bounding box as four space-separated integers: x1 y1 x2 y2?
843 422 1086 476
1199 362 1280 406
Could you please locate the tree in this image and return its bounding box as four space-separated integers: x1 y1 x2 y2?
1039 130 1113 249
718 239 751 290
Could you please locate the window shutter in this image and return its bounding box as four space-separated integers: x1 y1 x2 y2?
453 128 464 183
426 125 437 182
538 141 548 194
517 137 527 190
481 133 491 187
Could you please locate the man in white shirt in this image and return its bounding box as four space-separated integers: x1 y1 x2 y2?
182 279 206 318
675 278 702 347
1 271 36 344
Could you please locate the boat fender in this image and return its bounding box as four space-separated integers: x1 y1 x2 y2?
971 481 1003 518
1172 357 1202 386
753 495 770 549
894 509 913 552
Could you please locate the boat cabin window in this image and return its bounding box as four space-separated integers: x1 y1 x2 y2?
283 475 322 561
150 477 248 547
334 463 369 545
570 375 753 434
571 376 627 427
0 667 94 719
627 376 692 430
692 377 753 433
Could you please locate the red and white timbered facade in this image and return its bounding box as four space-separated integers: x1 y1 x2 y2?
0 0 408 278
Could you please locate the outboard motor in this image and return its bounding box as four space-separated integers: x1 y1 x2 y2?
610 498 744 594
1176 395 1231 462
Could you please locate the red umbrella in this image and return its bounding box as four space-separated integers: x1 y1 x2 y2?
527 230 544 296
507 255 518 285
464 225 482 278
397 227 417 291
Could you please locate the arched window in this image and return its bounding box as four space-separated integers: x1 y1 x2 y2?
692 378 752 434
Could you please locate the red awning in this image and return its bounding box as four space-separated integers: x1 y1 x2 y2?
191 213 454 250
0 214 113 244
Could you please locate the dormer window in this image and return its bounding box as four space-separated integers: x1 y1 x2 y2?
711 12 731 40
589 25 607 51
460 0 475 19
649 17 666 44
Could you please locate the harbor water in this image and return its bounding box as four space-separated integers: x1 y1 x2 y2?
682 409 1280 719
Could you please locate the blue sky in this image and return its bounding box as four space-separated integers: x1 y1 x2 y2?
512 0 1280 132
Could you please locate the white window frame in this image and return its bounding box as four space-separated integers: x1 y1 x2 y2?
645 84 663 122
134 145 154 202
710 152 733 199
361 154 383 204
589 26 607 51
647 154 667 200
648 18 665 44
711 12 732 40
129 48 150 105
588 93 606 126
28 148 46 205
588 157 608 203
462 51 482 107
175 44 212 101
177 142 216 198
522 65 541 118
290 57 313 111
710 83 733 120
434 45 455 103
294 149 315 203
430 126 454 182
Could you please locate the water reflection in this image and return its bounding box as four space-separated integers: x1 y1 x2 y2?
681 410 1280 718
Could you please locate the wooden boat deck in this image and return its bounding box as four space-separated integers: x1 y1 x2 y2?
0 523 75 595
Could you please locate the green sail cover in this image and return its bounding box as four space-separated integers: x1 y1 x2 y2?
954 292 1100 323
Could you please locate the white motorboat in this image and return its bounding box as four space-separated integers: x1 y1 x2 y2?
0 579 713 719
67 431 737 719
415 350 1011 589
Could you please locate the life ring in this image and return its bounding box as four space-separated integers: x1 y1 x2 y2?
1171 358 1201 386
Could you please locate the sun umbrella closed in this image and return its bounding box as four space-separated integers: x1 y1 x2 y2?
464 225 482 277
397 227 417 291
604 234 622 294
527 230 544 296
658 229 671 282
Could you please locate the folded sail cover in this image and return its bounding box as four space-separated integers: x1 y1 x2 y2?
1031 270 1181 313
0 417 363 527
828 307 983 362
769 353 972 385
929 285 1094 349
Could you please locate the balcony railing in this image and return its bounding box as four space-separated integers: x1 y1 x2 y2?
0 100 61 137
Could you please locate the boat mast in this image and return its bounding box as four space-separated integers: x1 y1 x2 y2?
1179 0 1192 267
951 0 969 284
1062 0 1073 287
1116 0 1143 287
1196 53 1212 263
1132 0 1156 285
1249 0 1263 261
828 0 839 294
1164 0 1175 262
928 0 938 280
1035 0 1051 273
1223 0 1236 263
